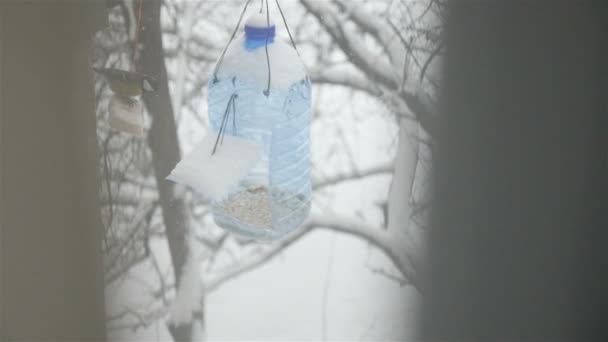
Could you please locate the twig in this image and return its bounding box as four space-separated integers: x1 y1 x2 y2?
367 265 408 286
312 162 394 189
419 40 444 83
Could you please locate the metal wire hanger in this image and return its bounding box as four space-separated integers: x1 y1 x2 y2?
211 0 300 86
212 0 254 83
211 93 238 156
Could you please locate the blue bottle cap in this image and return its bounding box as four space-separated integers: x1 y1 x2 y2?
244 12 276 50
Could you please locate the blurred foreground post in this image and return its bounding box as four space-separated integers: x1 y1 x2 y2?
1 2 107 340
420 1 608 340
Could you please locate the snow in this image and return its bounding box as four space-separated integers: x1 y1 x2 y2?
244 11 276 28
216 35 306 91
166 132 263 200
168 239 204 326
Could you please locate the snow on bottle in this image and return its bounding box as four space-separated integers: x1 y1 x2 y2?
168 11 312 242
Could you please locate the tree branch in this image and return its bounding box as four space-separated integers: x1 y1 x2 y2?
312 162 393 189
301 0 438 137
309 65 381 96
300 0 398 89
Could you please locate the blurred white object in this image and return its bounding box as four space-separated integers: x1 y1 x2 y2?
108 94 145 137
166 132 263 200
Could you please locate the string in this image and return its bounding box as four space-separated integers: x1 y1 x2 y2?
220 94 239 146
212 0 254 82
211 94 233 155
211 0 299 150
131 0 144 72
263 0 271 96
274 0 299 55
211 93 238 155
232 93 237 134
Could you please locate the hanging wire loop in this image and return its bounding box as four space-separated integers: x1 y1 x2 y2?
263 0 272 96
212 0 300 96
274 0 299 55
212 0 254 83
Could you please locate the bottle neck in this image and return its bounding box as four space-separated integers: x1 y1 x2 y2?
244 25 275 50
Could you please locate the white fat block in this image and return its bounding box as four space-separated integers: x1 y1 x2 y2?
166 133 263 200
108 95 145 137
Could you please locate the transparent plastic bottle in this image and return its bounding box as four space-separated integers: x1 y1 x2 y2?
208 18 311 241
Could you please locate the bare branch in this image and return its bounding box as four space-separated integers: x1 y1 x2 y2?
301 0 398 89
367 265 408 286
313 162 393 189
309 65 381 96
106 306 167 332
301 0 438 136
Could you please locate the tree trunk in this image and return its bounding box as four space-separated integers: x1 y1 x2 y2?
138 1 204 340
387 118 424 286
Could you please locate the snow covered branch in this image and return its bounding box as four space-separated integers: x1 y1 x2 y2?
308 65 381 96
313 162 394 189
301 0 398 89
310 213 418 290
301 0 439 136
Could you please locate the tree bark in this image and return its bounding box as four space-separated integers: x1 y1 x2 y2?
138 1 203 340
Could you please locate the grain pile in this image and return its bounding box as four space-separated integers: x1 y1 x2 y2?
216 186 272 227
215 186 309 229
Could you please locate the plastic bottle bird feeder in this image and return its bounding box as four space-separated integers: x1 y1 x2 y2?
168 6 312 242
209 12 312 242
